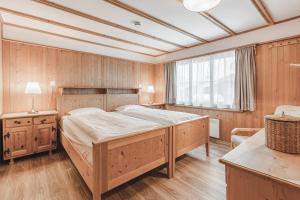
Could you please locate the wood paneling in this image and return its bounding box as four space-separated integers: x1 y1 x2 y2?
165 37 300 142
0 19 3 114
154 64 165 103
2 40 156 113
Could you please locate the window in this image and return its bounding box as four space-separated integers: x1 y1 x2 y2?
176 51 236 109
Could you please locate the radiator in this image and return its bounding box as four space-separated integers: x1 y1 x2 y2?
209 118 220 138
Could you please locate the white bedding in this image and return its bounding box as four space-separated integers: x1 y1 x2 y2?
62 112 161 164
117 106 200 125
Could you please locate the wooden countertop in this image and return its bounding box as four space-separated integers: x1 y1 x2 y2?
220 129 300 188
1 110 58 119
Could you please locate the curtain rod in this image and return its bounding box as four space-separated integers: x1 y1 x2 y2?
162 44 257 64
162 34 300 64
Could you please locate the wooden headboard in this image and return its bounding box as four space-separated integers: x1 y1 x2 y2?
106 94 139 112
57 94 106 117
56 87 140 115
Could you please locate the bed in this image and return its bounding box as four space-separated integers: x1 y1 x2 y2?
57 94 174 200
105 93 209 161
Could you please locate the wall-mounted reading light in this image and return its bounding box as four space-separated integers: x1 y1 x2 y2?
290 64 300 67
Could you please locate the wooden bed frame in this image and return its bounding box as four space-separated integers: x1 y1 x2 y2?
173 117 209 158
57 88 209 200
105 93 210 161
60 126 172 200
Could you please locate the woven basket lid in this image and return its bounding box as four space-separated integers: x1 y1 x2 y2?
265 114 300 122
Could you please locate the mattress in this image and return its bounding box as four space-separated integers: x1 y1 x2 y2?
117 107 201 125
61 112 161 164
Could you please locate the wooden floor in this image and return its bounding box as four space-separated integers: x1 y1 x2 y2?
0 143 230 200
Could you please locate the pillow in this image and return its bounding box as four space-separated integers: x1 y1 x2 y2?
68 107 105 116
115 105 144 111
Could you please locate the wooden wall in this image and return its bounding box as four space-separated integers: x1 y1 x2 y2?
163 37 300 142
0 23 2 115
154 64 165 103
2 40 156 113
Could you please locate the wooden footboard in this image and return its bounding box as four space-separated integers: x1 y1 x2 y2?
173 116 209 158
92 127 172 200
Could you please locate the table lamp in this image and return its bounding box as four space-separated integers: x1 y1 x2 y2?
147 85 155 105
25 82 41 114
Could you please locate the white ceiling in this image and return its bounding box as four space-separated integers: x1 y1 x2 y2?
0 0 299 63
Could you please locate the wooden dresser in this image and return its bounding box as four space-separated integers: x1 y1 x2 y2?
1 110 58 164
220 129 300 200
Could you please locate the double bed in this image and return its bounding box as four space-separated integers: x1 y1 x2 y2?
57 90 209 200
115 105 210 158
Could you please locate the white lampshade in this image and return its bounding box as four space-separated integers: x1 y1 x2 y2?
183 0 221 12
25 82 41 94
147 85 155 93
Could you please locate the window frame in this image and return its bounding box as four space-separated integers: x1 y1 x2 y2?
175 50 236 110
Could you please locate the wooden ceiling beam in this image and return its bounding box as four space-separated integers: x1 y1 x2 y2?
32 0 186 48
0 7 168 53
103 0 208 43
199 12 236 35
176 0 235 35
251 0 274 25
4 22 156 57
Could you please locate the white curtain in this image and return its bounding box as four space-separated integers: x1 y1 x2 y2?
176 51 235 109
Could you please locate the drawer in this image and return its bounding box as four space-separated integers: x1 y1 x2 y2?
34 115 56 125
5 118 32 128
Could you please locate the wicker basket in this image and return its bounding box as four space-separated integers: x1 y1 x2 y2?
265 114 300 154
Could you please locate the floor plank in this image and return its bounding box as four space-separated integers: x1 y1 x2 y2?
0 143 230 200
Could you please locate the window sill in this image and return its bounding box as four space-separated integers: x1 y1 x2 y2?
167 104 246 113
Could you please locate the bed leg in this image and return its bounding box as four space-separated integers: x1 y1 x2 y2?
93 143 103 200
205 142 210 157
93 194 101 200
167 159 174 178
167 127 174 178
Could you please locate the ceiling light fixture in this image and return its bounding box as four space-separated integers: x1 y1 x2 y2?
183 0 221 12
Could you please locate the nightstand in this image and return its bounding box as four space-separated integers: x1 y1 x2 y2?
142 103 166 109
1 110 58 164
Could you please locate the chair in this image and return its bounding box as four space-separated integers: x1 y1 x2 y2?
231 105 300 148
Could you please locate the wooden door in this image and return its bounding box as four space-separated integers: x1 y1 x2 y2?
34 123 56 153
4 126 33 159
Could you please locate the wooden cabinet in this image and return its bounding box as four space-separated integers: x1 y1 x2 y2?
1 111 58 164
4 126 33 158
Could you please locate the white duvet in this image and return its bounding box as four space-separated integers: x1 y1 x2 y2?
63 112 160 148
118 107 200 125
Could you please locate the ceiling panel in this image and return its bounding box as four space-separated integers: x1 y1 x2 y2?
118 0 228 40
47 0 200 46
263 0 300 22
0 0 180 51
207 0 267 32
3 25 155 63
1 13 164 56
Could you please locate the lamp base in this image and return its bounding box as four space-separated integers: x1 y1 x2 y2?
28 110 39 114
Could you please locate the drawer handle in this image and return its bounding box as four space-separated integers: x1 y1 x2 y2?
41 119 47 124
21 145 24 149
14 121 21 124
4 148 10 155
34 137 38 141
4 132 10 140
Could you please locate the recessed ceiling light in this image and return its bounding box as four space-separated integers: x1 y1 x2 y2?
183 0 222 12
132 21 142 26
